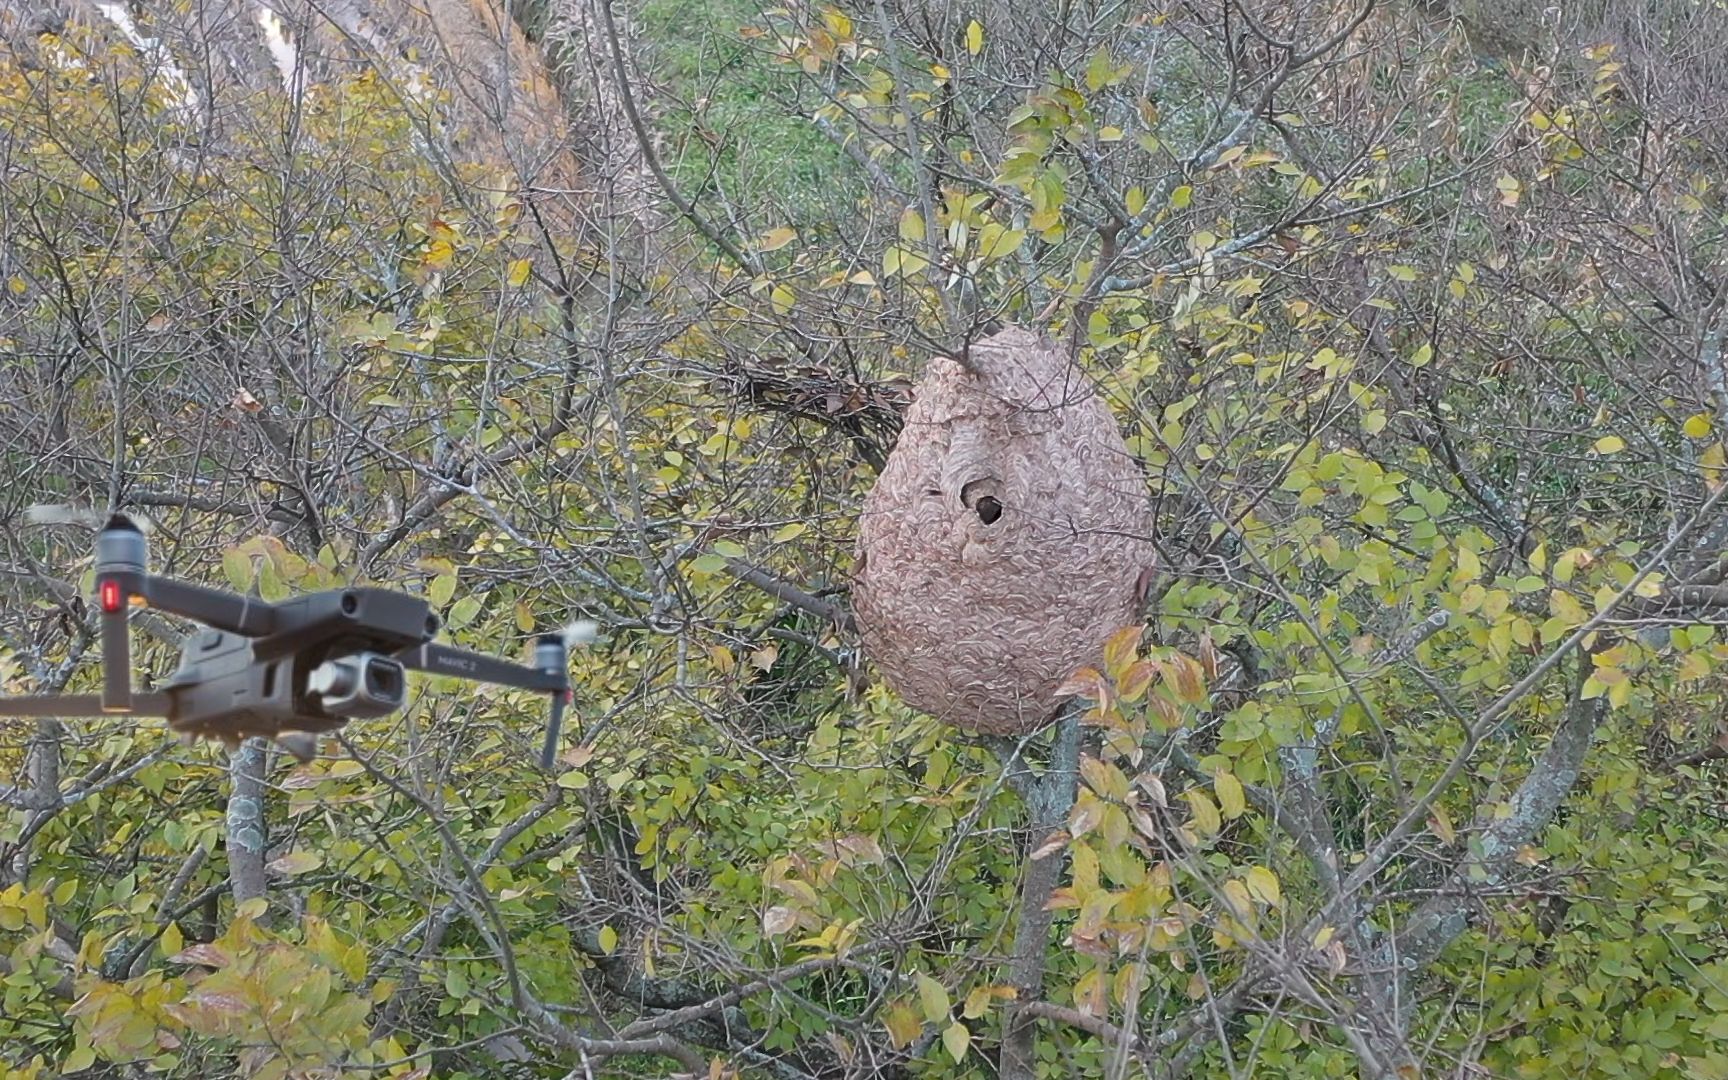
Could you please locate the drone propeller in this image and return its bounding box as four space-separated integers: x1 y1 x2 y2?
534 619 597 770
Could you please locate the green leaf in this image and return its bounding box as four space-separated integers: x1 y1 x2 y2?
1085 46 1118 91
445 594 483 631
598 925 618 954
1171 184 1193 209
428 571 458 607
689 554 728 575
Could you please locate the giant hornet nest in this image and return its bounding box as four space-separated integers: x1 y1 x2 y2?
851 327 1156 736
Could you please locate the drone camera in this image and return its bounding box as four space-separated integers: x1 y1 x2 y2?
308 653 407 718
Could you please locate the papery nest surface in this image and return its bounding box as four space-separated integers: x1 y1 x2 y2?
852 327 1157 735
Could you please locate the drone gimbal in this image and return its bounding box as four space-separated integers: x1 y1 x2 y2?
0 515 594 766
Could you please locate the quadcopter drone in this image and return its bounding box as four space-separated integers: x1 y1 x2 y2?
0 515 595 765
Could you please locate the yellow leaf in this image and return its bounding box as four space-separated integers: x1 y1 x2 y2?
772 522 808 542
770 284 795 316
975 223 1025 262
898 207 926 243
1214 770 1246 820
1102 625 1141 674
1684 413 1713 439
1171 184 1193 209
884 1000 922 1049
598 925 618 954
507 258 532 287
1116 660 1157 702
1703 442 1727 490
884 245 928 277
1454 546 1482 582
423 239 455 270
1429 804 1456 845
267 850 323 876
1221 878 1253 919
1245 866 1281 907
917 974 951 1023
943 1020 970 1063
1182 789 1221 838
1549 589 1588 627
1593 435 1625 454
759 226 797 251
965 19 984 55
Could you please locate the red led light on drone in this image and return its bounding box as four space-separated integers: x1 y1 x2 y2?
99 579 123 614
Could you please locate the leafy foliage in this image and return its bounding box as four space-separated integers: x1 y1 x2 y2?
3 2 1728 1079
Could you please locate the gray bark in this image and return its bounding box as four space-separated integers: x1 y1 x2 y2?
225 737 269 908
1000 712 1082 1080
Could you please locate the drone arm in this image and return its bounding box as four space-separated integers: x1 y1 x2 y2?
0 692 172 718
541 689 568 772
136 577 277 637
99 583 132 711
396 639 572 768
394 642 565 692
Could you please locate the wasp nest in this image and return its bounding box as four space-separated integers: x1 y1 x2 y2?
852 327 1156 736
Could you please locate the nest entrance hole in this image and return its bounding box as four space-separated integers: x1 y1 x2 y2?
961 478 1004 525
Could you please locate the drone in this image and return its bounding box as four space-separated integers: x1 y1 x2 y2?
0 514 595 765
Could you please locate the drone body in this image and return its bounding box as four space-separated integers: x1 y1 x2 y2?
0 515 591 765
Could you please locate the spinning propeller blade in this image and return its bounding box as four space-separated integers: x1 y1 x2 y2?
536 620 596 769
